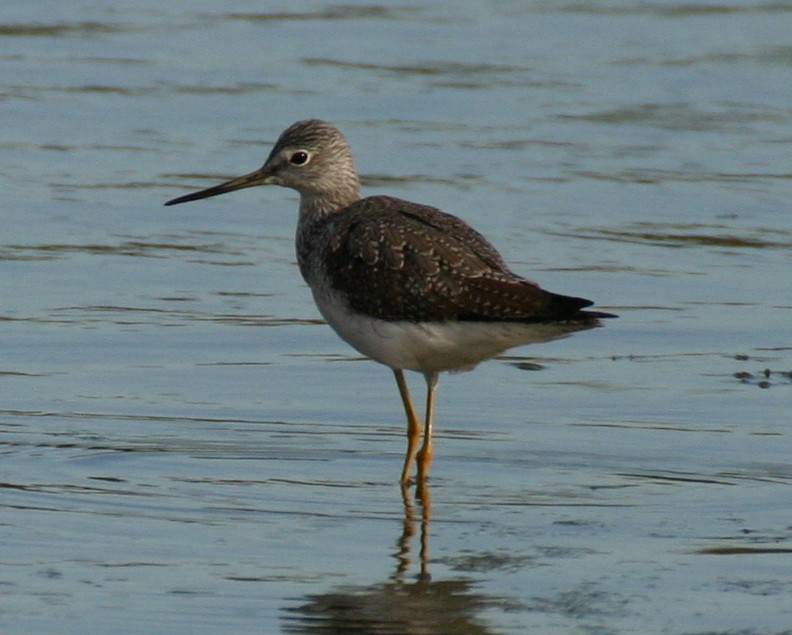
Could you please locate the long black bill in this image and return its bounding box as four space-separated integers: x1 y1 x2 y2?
165 166 271 206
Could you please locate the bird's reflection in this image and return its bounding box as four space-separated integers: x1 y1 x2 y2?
282 482 498 634
394 481 431 583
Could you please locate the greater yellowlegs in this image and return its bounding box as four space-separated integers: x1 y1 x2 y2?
166 119 615 484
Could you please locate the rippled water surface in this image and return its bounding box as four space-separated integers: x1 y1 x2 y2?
2 2 791 634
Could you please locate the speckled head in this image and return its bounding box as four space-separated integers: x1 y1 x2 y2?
262 119 360 198
164 119 361 207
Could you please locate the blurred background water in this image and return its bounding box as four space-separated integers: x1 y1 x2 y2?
2 1 791 634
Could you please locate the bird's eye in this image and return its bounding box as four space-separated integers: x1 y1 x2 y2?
289 151 310 165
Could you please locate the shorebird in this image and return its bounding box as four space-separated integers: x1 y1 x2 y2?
166 119 615 485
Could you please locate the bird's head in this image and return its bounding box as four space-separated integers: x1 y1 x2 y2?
165 119 360 207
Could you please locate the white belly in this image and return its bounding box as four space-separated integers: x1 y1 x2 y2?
312 287 581 374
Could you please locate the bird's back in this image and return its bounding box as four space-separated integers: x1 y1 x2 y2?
303 195 600 324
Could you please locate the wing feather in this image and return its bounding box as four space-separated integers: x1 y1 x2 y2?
321 195 594 322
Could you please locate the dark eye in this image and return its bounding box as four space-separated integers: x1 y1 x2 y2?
289 151 310 165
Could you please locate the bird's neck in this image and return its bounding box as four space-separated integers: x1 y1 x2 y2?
295 187 360 283
297 188 359 224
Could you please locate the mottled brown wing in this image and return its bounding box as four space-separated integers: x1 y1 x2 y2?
322 196 593 322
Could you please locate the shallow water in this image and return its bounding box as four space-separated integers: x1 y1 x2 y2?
2 2 791 634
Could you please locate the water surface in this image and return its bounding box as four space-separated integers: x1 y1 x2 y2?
2 2 791 634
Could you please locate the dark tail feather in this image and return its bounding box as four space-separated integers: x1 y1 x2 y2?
576 309 618 320
546 291 618 321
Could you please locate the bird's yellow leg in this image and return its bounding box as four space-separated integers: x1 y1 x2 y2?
393 369 422 484
416 372 438 484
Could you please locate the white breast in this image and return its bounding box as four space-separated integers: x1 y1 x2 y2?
311 286 580 374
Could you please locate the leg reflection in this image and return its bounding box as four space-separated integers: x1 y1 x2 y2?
396 480 432 583
282 480 499 634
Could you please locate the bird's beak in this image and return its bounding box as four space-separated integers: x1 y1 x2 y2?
165 164 275 206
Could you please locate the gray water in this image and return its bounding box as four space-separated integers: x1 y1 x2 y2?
2 2 791 634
